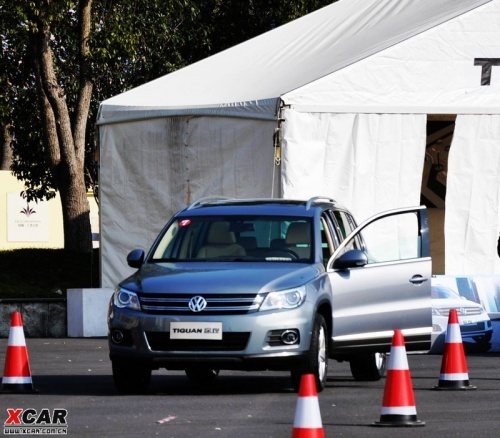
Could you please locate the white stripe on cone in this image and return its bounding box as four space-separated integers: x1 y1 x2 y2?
445 323 462 343
2 376 33 384
439 372 469 381
381 406 417 416
293 397 323 428
7 327 27 347
387 346 408 370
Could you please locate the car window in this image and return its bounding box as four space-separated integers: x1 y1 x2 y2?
331 210 349 238
356 211 421 263
320 215 337 266
329 210 362 253
151 216 313 262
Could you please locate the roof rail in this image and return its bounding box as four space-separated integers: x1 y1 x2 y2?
187 196 232 210
305 196 336 210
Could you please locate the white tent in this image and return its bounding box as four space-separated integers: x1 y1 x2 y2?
98 0 499 288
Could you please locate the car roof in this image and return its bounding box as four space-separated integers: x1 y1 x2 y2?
175 196 344 218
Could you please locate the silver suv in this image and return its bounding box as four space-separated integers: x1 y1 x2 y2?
108 197 432 393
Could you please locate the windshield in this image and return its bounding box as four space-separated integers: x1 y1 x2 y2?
151 216 313 262
431 286 461 300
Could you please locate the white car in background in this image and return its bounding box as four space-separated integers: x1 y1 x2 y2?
431 284 493 353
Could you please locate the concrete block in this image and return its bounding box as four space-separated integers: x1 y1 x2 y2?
47 302 67 337
22 303 47 337
0 301 66 338
67 288 113 337
0 304 20 337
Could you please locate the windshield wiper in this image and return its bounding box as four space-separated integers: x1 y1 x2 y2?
198 256 248 262
150 258 177 262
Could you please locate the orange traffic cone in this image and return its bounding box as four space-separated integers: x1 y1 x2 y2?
291 374 325 438
372 330 424 427
1 312 36 393
433 308 475 390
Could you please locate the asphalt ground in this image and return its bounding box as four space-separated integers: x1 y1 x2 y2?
0 337 499 437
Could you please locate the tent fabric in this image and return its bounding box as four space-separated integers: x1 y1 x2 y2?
97 0 499 288
445 115 500 275
283 0 498 113
97 0 490 125
281 112 427 223
99 117 277 287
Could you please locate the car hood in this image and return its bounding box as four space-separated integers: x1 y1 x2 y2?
431 298 482 309
120 262 323 294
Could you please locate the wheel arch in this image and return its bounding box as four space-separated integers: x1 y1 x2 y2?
316 300 332 344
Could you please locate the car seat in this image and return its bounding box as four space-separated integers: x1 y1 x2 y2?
285 222 311 259
196 222 246 258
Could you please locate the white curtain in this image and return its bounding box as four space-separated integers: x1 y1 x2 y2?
99 116 277 288
445 115 500 275
281 111 427 222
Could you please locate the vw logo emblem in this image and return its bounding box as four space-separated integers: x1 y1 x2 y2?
189 296 207 312
460 307 467 315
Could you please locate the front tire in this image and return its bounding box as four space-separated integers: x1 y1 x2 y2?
349 352 386 381
112 359 151 394
473 331 492 345
291 313 329 392
472 331 492 352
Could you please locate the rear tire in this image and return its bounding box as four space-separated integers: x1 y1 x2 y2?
185 367 220 383
112 359 151 394
349 352 386 381
291 313 328 392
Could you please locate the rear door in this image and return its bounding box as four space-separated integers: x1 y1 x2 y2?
326 206 432 353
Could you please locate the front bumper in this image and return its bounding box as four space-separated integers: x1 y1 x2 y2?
108 302 314 371
431 317 493 340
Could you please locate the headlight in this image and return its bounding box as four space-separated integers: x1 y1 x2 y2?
259 286 306 311
114 288 141 311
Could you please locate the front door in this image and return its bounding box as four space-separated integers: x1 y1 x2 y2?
327 206 432 353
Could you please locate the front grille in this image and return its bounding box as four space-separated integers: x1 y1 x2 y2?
438 307 483 317
139 293 263 315
146 331 250 351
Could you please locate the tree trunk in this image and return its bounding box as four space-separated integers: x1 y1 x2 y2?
58 170 93 252
33 0 94 253
1 124 13 170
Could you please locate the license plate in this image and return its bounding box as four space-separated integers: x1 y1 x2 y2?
170 322 222 340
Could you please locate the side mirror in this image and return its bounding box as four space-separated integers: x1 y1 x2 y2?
127 249 145 269
332 249 368 270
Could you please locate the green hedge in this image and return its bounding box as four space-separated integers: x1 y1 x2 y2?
0 248 100 299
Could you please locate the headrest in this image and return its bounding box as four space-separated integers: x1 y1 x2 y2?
207 222 236 244
285 222 310 245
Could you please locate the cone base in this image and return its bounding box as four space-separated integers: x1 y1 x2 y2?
0 383 37 394
372 415 425 427
292 427 325 438
433 380 476 390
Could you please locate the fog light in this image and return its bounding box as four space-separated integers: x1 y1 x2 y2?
111 330 124 344
432 323 444 333
281 329 299 345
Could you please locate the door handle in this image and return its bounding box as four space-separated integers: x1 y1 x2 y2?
409 275 429 285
